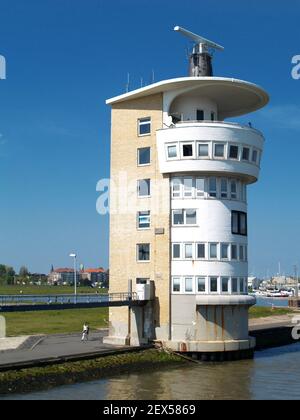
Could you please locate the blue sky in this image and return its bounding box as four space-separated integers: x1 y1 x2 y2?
0 0 299 277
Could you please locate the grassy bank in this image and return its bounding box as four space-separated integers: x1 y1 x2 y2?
249 306 293 319
4 308 109 336
0 349 186 396
0 285 107 295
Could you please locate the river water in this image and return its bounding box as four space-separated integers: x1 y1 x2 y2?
2 343 300 400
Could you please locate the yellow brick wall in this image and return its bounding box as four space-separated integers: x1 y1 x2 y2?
108 93 170 336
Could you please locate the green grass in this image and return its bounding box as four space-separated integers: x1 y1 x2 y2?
0 285 107 295
249 306 294 319
4 308 109 336
0 349 186 396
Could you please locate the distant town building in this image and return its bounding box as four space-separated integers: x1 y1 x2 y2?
48 267 109 287
248 277 262 290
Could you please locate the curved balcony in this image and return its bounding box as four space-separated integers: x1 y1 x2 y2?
156 121 265 183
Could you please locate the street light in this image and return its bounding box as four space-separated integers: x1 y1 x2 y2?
69 253 77 304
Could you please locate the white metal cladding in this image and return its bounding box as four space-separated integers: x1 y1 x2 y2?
156 122 264 182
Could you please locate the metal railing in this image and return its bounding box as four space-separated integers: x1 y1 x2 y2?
0 292 139 307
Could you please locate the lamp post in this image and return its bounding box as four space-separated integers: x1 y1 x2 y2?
70 253 77 304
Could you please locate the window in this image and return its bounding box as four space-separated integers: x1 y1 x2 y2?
138 147 150 166
172 178 182 198
137 244 150 261
221 244 229 260
138 179 151 197
242 147 250 161
196 178 205 198
197 277 206 293
185 277 194 293
138 211 150 229
172 244 181 259
209 177 217 197
222 277 229 293
232 211 248 236
239 245 245 261
232 278 238 293
229 145 239 160
182 143 194 158
231 244 238 260
211 112 216 121
198 143 209 158
252 149 258 164
173 210 184 225
196 110 204 121
136 278 149 285
209 243 218 259
173 278 181 293
214 143 225 158
197 243 206 259
239 278 245 294
184 244 193 259
138 117 151 136
168 145 178 159
209 277 218 293
221 178 228 199
183 178 194 198
186 209 197 225
230 180 237 200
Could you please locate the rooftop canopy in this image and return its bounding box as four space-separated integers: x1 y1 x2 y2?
106 77 269 119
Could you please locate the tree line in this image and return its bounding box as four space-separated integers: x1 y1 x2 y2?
0 265 30 285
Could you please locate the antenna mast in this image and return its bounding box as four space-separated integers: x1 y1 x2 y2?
174 26 224 77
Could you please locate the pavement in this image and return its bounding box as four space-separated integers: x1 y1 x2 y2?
0 315 297 371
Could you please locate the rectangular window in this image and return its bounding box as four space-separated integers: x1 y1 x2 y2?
172 178 182 199
197 243 206 259
138 179 151 197
196 178 205 198
230 180 237 200
231 244 238 260
172 244 181 259
173 210 184 225
197 277 206 293
209 177 217 198
138 117 151 136
214 143 225 158
221 178 228 199
232 211 248 236
211 112 216 121
173 277 181 293
198 143 209 158
138 147 151 166
182 143 194 158
183 178 194 198
136 278 149 285
185 277 194 293
229 145 239 160
210 277 218 293
242 147 250 161
239 245 245 261
168 145 178 159
232 278 238 293
222 277 229 293
184 244 193 259
239 278 245 294
138 211 150 229
209 243 218 259
252 149 258 164
186 209 197 225
197 110 204 121
137 244 150 262
221 243 229 260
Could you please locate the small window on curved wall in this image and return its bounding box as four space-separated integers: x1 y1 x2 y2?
232 211 248 236
196 110 204 121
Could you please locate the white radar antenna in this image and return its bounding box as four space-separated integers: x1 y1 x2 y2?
174 26 224 77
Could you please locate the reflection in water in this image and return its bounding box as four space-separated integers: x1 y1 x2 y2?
2 343 300 400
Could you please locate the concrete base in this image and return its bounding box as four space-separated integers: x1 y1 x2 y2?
0 336 29 352
163 336 256 353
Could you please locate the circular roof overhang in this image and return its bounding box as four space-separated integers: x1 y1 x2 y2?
106 77 269 119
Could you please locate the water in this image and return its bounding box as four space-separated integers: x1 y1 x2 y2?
2 343 300 400
255 297 289 308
